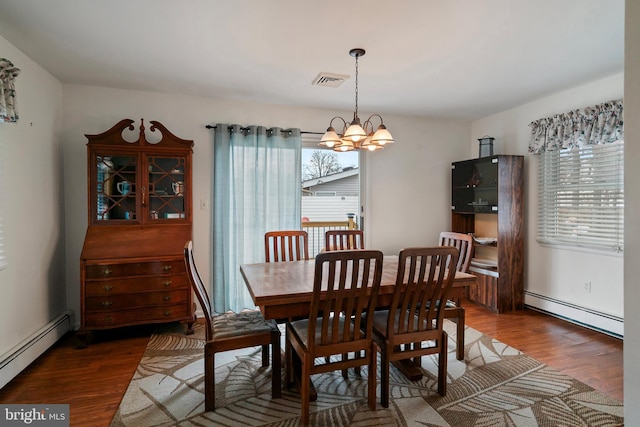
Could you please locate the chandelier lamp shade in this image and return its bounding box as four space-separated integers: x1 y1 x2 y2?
319 48 394 152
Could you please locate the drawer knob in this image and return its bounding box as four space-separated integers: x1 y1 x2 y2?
101 300 113 307
164 296 172 301
163 280 172 287
103 268 112 276
103 316 113 323
164 311 171 317
163 265 172 271
103 284 113 291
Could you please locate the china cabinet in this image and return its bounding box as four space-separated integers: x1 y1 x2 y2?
79 119 195 339
451 155 524 313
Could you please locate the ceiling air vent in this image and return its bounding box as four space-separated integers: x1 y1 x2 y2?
311 72 350 88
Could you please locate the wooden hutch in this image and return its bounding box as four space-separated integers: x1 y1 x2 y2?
79 119 195 340
451 155 524 313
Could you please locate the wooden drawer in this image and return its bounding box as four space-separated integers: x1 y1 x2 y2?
85 289 190 311
84 274 189 296
84 304 192 328
85 259 185 279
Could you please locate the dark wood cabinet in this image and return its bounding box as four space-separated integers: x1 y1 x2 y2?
451 155 524 313
80 119 195 337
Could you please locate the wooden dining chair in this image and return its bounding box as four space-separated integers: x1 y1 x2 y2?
265 230 310 323
285 249 383 424
369 246 458 407
325 229 365 251
265 230 309 262
183 241 281 412
439 231 473 360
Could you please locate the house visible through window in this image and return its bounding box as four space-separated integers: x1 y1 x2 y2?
537 141 624 252
301 136 361 256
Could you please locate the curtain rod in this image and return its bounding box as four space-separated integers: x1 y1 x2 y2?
205 124 322 135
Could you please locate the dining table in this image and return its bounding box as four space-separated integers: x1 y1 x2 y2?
240 254 476 384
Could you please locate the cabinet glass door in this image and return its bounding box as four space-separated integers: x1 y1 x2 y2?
147 156 187 220
96 154 137 221
451 157 498 213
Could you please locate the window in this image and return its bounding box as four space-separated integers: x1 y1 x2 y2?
301 136 362 256
537 141 624 252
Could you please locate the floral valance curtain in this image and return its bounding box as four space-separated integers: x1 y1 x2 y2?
528 99 623 154
1 58 21 123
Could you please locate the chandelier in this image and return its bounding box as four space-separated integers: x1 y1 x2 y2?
319 48 394 152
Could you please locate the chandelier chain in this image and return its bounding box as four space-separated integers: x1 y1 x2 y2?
354 54 359 118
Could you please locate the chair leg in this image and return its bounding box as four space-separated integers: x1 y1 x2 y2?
271 330 282 399
342 353 348 379
204 347 215 412
301 353 311 425
261 344 270 367
354 351 362 376
367 342 377 410
411 342 422 368
456 307 465 361
381 344 390 408
438 331 448 396
285 331 293 388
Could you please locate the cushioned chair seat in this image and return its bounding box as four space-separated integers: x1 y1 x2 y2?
288 315 359 349
369 309 434 334
212 311 279 339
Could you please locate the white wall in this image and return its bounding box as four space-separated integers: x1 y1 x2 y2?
0 35 65 356
624 0 640 419
61 84 470 326
470 74 624 330
366 115 471 253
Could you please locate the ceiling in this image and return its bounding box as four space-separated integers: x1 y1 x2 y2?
0 0 624 120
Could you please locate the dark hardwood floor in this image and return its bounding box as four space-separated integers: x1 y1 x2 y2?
0 301 623 427
464 302 623 401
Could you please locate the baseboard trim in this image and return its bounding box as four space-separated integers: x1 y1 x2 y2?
524 292 623 338
0 310 74 389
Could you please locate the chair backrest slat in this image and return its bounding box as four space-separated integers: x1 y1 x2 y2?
325 230 365 251
309 250 383 349
184 241 213 340
265 230 309 262
438 231 473 272
388 247 459 341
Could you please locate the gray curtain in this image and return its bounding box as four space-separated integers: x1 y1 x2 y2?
212 124 301 313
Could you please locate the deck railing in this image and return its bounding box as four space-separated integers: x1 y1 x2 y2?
302 216 357 257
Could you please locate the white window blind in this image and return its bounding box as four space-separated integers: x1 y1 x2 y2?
537 141 624 252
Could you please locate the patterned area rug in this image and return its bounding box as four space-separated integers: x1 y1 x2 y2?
111 321 623 426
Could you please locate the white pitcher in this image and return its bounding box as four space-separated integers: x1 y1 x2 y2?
172 181 184 195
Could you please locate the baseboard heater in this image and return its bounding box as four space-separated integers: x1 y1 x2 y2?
0 310 74 389
524 292 623 338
